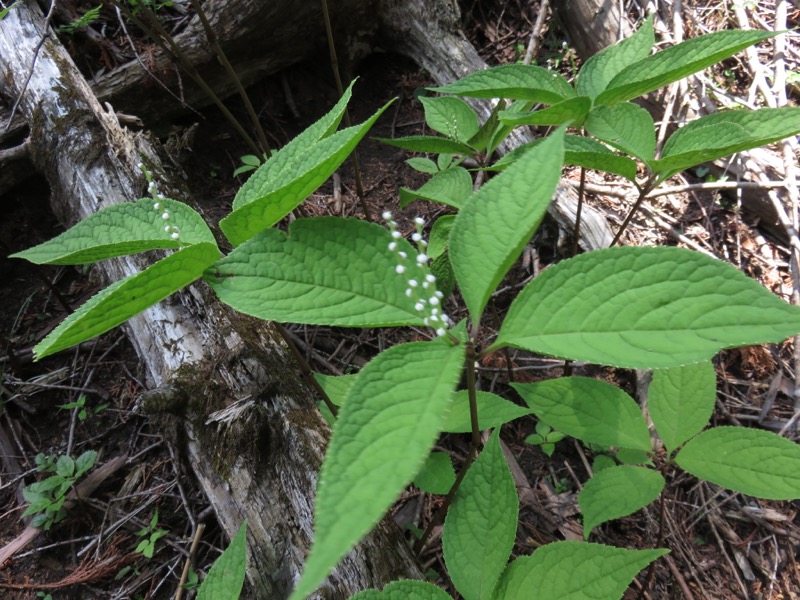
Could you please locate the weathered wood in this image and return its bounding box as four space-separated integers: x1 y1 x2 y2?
0 3 421 598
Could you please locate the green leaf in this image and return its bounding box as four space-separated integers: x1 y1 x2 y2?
441 390 531 433
450 130 564 323
351 580 454 600
56 455 75 478
564 135 638 181
406 157 440 174
596 29 780 106
493 541 668 599
197 521 248 600
430 252 456 299
576 15 655 100
313 373 358 407
512 377 651 451
585 102 655 162
290 339 466 599
653 107 800 177
428 215 455 259
420 96 480 143
36 243 219 360
444 429 518 600
675 426 800 500
493 246 800 369
233 81 355 210
649 361 716 452
207 218 426 328
414 451 456 495
400 167 473 209
579 465 664 539
429 65 575 104
74 451 97 477
499 96 591 128
10 198 215 265
221 100 392 246
377 135 475 155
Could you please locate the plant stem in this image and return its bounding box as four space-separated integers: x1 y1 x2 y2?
635 463 670 600
415 342 481 554
272 322 338 417
319 0 372 222
571 164 587 257
188 0 271 157
610 176 657 246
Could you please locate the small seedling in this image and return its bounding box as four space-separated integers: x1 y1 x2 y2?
58 395 108 421
524 421 565 457
135 509 169 558
23 450 97 530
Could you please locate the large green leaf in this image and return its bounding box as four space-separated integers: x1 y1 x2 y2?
652 107 800 177
442 390 531 433
444 429 518 600
413 451 456 495
313 373 358 407
579 466 664 539
576 15 654 100
197 521 248 600
206 218 426 328
377 135 475 155
290 339 466 599
585 102 655 162
563 135 638 181
221 101 392 246
493 541 668 599
11 198 215 265
511 377 651 451
675 426 800 500
649 361 716 453
233 81 355 210
450 130 564 323
596 29 780 106
498 96 591 128
420 96 480 143
351 580 454 600
35 242 219 360
400 167 473 209
429 65 575 104
493 246 800 369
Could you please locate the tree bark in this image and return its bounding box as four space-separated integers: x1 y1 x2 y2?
0 3 421 598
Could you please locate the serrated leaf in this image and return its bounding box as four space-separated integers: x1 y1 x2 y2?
414 451 456 494
197 521 247 600
675 426 800 500
493 541 668 599
400 167 473 209
579 466 664 538
450 130 564 322
10 198 215 265
313 373 358 407
377 135 475 155
428 215 455 259
221 101 392 246
444 429 518 600
207 218 426 328
493 246 800 369
35 243 219 360
420 96 480 143
429 65 575 104
430 252 456 299
585 102 655 162
56 455 75 478
233 81 355 210
499 96 591 128
596 29 780 106
649 361 716 452
511 377 651 451
442 390 531 433
615 448 652 466
351 580 454 600
290 339 465 600
564 135 638 181
576 15 654 100
406 157 440 174
653 107 800 177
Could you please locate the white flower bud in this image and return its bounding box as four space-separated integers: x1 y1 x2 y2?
396 265 406 274
391 231 402 239
426 274 436 283
382 211 393 220
162 212 170 220
405 289 413 297
408 279 418 288
165 226 171 232
422 281 430 289
436 328 446 337
398 251 408 259
171 232 180 240
435 290 444 299
388 242 397 251
153 202 160 210
414 217 425 226
429 296 440 306
412 233 422 242
415 302 424 311
416 254 428 264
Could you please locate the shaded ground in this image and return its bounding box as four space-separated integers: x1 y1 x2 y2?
2 1 800 599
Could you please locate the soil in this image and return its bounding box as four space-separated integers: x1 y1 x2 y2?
2 1 800 599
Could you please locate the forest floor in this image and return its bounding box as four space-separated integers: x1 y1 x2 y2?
1 1 800 598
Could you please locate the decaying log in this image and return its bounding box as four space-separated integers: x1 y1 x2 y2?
0 3 421 598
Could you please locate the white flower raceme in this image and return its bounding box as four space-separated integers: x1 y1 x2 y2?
139 162 180 242
383 212 451 337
